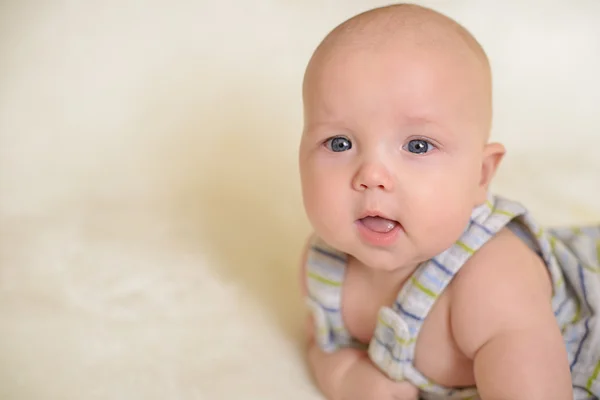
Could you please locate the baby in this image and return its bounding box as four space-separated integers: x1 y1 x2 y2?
297 4 600 400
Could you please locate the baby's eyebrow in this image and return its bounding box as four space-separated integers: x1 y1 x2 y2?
400 116 452 137
303 121 345 136
301 126 330 142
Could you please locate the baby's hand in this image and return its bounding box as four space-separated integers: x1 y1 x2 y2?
339 356 419 400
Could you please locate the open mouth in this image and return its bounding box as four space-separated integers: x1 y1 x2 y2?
356 215 402 246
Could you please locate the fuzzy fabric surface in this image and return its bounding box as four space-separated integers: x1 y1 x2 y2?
0 1 599 399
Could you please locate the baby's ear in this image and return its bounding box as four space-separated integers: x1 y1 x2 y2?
476 142 505 204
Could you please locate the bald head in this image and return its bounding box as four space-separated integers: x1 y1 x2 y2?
303 3 493 137
309 4 489 69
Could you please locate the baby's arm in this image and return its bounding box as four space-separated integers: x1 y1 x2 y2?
450 229 573 400
298 235 418 400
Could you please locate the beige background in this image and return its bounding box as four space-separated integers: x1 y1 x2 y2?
0 1 599 399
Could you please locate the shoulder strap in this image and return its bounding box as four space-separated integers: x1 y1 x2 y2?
305 235 353 351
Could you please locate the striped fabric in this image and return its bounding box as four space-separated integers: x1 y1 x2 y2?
305 193 600 399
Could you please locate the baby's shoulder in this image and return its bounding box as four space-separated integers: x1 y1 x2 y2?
447 227 554 356
451 227 551 298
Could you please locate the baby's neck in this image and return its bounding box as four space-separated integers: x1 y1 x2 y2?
352 255 418 292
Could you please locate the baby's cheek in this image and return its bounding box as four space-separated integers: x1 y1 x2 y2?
304 182 337 225
413 185 473 248
432 201 474 239
313 190 342 225
312 189 350 241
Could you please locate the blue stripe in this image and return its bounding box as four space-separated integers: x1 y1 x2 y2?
421 268 444 290
430 257 453 276
308 295 340 313
565 325 583 343
307 259 345 276
553 297 569 317
372 335 413 364
311 246 346 264
582 226 600 239
470 219 494 236
394 302 423 321
570 263 591 371
573 385 595 397
567 336 583 345
571 319 590 371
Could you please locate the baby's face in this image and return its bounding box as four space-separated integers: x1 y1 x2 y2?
299 41 494 271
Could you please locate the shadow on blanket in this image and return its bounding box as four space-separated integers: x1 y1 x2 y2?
142 73 311 350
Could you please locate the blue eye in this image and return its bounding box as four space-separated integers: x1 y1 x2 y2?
325 136 352 152
405 139 434 154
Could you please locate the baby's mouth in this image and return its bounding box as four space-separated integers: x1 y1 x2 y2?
359 216 399 233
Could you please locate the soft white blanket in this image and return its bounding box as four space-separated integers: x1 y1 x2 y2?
0 1 598 399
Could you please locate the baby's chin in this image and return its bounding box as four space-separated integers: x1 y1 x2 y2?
314 224 424 270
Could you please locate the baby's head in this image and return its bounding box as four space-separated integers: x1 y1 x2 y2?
299 4 506 271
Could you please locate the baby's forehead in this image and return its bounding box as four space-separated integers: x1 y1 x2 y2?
304 4 490 86
303 6 492 140
305 45 487 114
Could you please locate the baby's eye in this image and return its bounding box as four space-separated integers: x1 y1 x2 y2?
325 136 352 152
404 139 435 155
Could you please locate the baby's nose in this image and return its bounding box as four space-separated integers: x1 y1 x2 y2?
352 162 394 192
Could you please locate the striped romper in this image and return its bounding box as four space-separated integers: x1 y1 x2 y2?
305 193 600 399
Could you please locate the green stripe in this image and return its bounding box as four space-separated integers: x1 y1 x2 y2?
572 227 583 235
456 240 475 254
534 227 543 238
494 209 515 218
551 275 563 298
377 316 416 345
586 359 600 390
550 236 557 252
560 323 568 334
307 271 342 287
555 276 564 288
411 276 437 298
596 240 600 265
572 299 581 324
582 262 600 274
485 200 494 210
